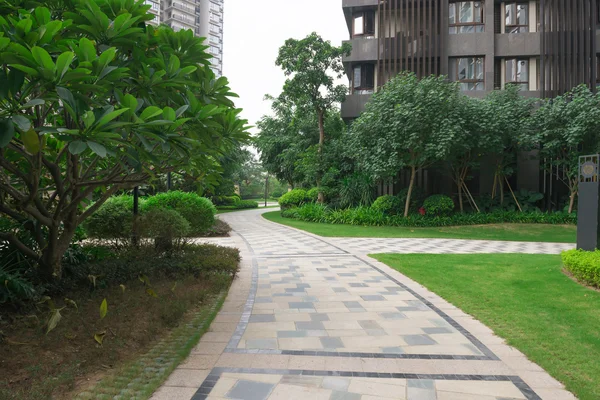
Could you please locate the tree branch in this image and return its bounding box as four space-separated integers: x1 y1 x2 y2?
0 232 39 260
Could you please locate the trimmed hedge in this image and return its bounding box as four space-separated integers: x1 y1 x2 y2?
423 195 454 217
217 200 259 210
278 189 309 210
142 191 216 235
372 195 402 216
562 249 600 288
83 195 140 240
307 188 320 203
281 204 577 227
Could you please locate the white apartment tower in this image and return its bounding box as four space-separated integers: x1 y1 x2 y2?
145 0 224 77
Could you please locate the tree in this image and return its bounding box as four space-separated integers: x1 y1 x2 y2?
275 32 351 202
350 73 465 217
533 85 600 213
479 85 535 207
0 0 249 280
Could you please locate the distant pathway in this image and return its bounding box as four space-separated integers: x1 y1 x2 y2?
153 208 575 400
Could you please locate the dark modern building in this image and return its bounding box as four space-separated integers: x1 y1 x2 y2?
341 0 599 202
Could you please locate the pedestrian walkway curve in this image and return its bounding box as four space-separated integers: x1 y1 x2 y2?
153 208 576 400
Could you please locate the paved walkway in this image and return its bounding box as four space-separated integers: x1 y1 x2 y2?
153 209 576 400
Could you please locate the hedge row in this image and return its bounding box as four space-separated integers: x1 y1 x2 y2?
281 203 577 228
562 250 600 288
217 200 259 210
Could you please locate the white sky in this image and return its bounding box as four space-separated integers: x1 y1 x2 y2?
222 0 349 134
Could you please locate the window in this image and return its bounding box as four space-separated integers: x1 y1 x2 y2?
352 11 375 38
210 45 220 55
505 3 529 33
352 64 375 94
449 57 484 90
449 2 484 34
505 59 529 90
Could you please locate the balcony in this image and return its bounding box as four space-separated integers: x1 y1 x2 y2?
341 93 372 120
342 38 378 63
342 0 378 8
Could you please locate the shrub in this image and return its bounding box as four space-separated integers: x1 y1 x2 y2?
562 250 600 288
372 195 403 216
83 195 137 240
142 191 216 235
270 189 284 199
281 204 577 227
217 200 259 210
397 187 426 213
278 189 309 210
339 173 376 208
211 195 239 206
423 195 455 217
139 209 190 251
307 188 320 203
204 219 232 237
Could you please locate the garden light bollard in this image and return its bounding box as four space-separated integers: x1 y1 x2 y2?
576 155 600 251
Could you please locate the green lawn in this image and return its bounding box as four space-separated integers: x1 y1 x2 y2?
262 211 576 243
371 253 600 400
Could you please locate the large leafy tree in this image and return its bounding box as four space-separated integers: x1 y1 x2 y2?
350 73 465 217
532 85 600 213
0 0 249 279
275 32 351 201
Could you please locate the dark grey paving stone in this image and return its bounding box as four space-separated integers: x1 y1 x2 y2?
321 377 350 391
296 321 325 330
333 287 348 293
310 313 330 322
285 288 306 293
317 268 329 271
361 295 385 301
258 284 271 289
358 320 383 330
226 380 274 400
407 379 436 400
397 306 420 312
254 297 273 303
289 302 314 309
403 335 437 346
338 273 356 277
246 339 278 349
366 329 387 336
382 346 405 354
423 327 453 334
380 312 407 320
297 283 311 289
349 283 368 287
408 379 435 389
343 301 363 309
277 330 307 338
249 314 276 323
320 337 344 349
325 277 337 281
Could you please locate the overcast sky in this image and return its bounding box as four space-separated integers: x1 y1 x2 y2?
222 0 349 134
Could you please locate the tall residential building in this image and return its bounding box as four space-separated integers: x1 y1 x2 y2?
145 0 224 76
341 0 599 120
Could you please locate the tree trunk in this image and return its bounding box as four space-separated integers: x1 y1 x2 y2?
404 165 416 218
458 179 464 212
39 224 75 281
568 189 577 214
317 109 326 204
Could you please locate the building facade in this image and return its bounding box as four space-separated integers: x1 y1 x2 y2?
341 0 599 120
341 0 600 204
146 0 224 77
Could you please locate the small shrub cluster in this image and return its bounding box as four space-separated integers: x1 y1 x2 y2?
371 195 403 216
423 195 455 216
397 187 426 213
83 195 139 240
217 199 259 210
307 188 320 203
562 250 600 288
278 189 310 210
211 195 241 206
143 191 216 235
281 203 577 227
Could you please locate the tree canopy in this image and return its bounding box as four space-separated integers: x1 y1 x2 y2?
0 0 250 279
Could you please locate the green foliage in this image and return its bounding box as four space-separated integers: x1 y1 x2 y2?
282 204 577 227
0 1 250 279
217 200 259 210
307 188 320 203
397 187 426 213
139 208 190 250
372 195 403 216
278 189 309 210
423 195 455 217
339 173 376 208
562 250 600 288
82 195 137 240
211 196 239 206
514 190 544 212
142 191 216 235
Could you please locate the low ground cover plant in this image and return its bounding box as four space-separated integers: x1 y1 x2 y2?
562 250 600 288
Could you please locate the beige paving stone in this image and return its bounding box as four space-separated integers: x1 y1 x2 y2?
348 379 407 398
179 354 220 370
435 380 526 399
191 341 228 355
215 353 255 368
250 354 291 369
533 388 578 399
287 355 327 370
222 372 282 384
150 386 196 400
199 332 230 343
436 391 498 400
208 322 238 333
519 370 565 389
324 356 365 372
162 369 210 388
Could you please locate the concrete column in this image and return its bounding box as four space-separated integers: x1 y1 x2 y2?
484 0 496 92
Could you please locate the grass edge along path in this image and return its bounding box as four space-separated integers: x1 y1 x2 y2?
371 253 600 400
75 291 228 399
262 211 576 243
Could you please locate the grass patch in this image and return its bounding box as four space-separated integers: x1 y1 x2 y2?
371 253 600 400
263 211 576 243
